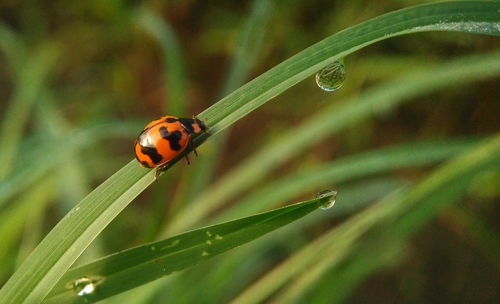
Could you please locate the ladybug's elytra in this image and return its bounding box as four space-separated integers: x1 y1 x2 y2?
134 115 207 178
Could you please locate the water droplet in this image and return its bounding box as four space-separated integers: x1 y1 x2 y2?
201 251 209 256
316 60 346 92
78 284 94 296
316 190 338 210
206 240 212 245
215 234 223 240
69 277 103 297
75 207 80 211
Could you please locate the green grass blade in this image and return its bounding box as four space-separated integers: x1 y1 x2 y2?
0 22 26 74
278 176 472 303
1 2 498 303
167 49 500 235
231 189 408 304
219 0 274 97
35 92 91 212
14 193 49 271
216 138 479 222
0 43 59 179
0 179 55 279
43 195 334 303
320 238 408 303
305 237 406 304
232 133 500 304
0 161 152 304
157 178 404 304
0 121 139 208
136 8 186 115
108 178 401 304
198 1 500 130
304 173 481 304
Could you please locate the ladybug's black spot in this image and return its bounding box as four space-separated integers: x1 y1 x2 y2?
141 146 163 164
178 118 196 134
165 117 178 123
134 147 148 166
159 127 183 151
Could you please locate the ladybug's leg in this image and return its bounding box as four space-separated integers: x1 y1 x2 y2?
155 162 170 181
154 169 161 182
184 154 191 165
187 136 198 157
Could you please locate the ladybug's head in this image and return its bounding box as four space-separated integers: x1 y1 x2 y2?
179 117 207 134
194 118 207 132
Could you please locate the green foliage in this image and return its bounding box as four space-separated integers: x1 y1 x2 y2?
0 1 499 303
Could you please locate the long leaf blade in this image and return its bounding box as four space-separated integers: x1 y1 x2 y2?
199 1 500 131
43 195 332 303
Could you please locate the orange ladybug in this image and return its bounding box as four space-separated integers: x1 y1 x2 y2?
134 115 207 178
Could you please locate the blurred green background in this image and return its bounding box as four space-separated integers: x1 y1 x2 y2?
1 0 499 303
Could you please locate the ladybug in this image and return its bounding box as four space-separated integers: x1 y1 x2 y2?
134 115 207 179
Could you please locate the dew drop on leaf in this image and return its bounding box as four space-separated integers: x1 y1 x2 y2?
316 60 346 92
316 190 338 210
69 277 102 297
